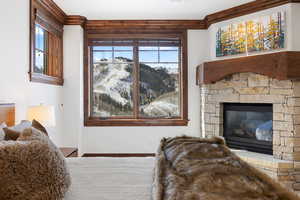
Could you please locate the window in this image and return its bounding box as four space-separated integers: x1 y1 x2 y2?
138 41 180 118
30 0 64 85
85 32 188 126
34 24 48 74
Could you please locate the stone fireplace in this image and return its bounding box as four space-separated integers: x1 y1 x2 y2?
197 51 300 192
199 72 300 192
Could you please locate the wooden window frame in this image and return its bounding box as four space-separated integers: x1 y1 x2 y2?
30 0 64 85
84 30 188 126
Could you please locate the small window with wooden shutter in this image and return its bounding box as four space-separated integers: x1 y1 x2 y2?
30 0 64 85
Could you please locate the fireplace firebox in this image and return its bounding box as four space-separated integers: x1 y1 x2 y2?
223 103 273 155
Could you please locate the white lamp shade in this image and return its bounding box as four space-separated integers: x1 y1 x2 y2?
27 105 56 127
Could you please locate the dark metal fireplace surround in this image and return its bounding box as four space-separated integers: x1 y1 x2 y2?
223 103 273 155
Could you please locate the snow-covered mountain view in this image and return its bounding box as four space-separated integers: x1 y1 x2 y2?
92 57 179 117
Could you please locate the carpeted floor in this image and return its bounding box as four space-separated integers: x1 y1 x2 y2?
64 157 155 200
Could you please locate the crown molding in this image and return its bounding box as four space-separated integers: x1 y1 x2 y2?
84 20 206 30
205 0 300 27
43 0 300 29
37 0 67 24
65 15 87 27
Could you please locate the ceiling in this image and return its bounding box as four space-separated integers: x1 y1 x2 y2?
53 0 255 20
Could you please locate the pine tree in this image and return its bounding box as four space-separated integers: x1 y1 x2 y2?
256 22 265 51
216 28 223 56
246 21 255 52
236 23 246 53
278 12 285 48
266 16 278 49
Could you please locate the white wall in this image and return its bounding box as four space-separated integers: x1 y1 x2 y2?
290 3 300 51
63 30 208 154
0 0 208 153
3 1 298 153
0 0 64 146
62 26 84 149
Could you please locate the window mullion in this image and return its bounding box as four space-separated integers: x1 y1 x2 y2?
90 46 94 118
45 31 49 75
158 41 160 63
133 41 140 119
112 46 115 63
178 40 183 117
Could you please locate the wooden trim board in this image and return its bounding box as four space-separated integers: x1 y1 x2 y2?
36 0 67 24
60 147 78 157
82 153 156 157
65 15 87 27
84 20 206 30
63 0 300 29
197 51 300 84
29 0 300 29
205 0 300 28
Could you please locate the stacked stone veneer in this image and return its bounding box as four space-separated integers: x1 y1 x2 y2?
200 72 300 191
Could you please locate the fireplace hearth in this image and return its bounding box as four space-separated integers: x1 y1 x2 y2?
223 103 273 155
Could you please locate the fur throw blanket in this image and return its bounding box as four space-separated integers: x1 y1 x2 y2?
0 128 71 200
152 136 300 200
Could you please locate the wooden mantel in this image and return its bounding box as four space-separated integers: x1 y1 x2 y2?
197 51 300 85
